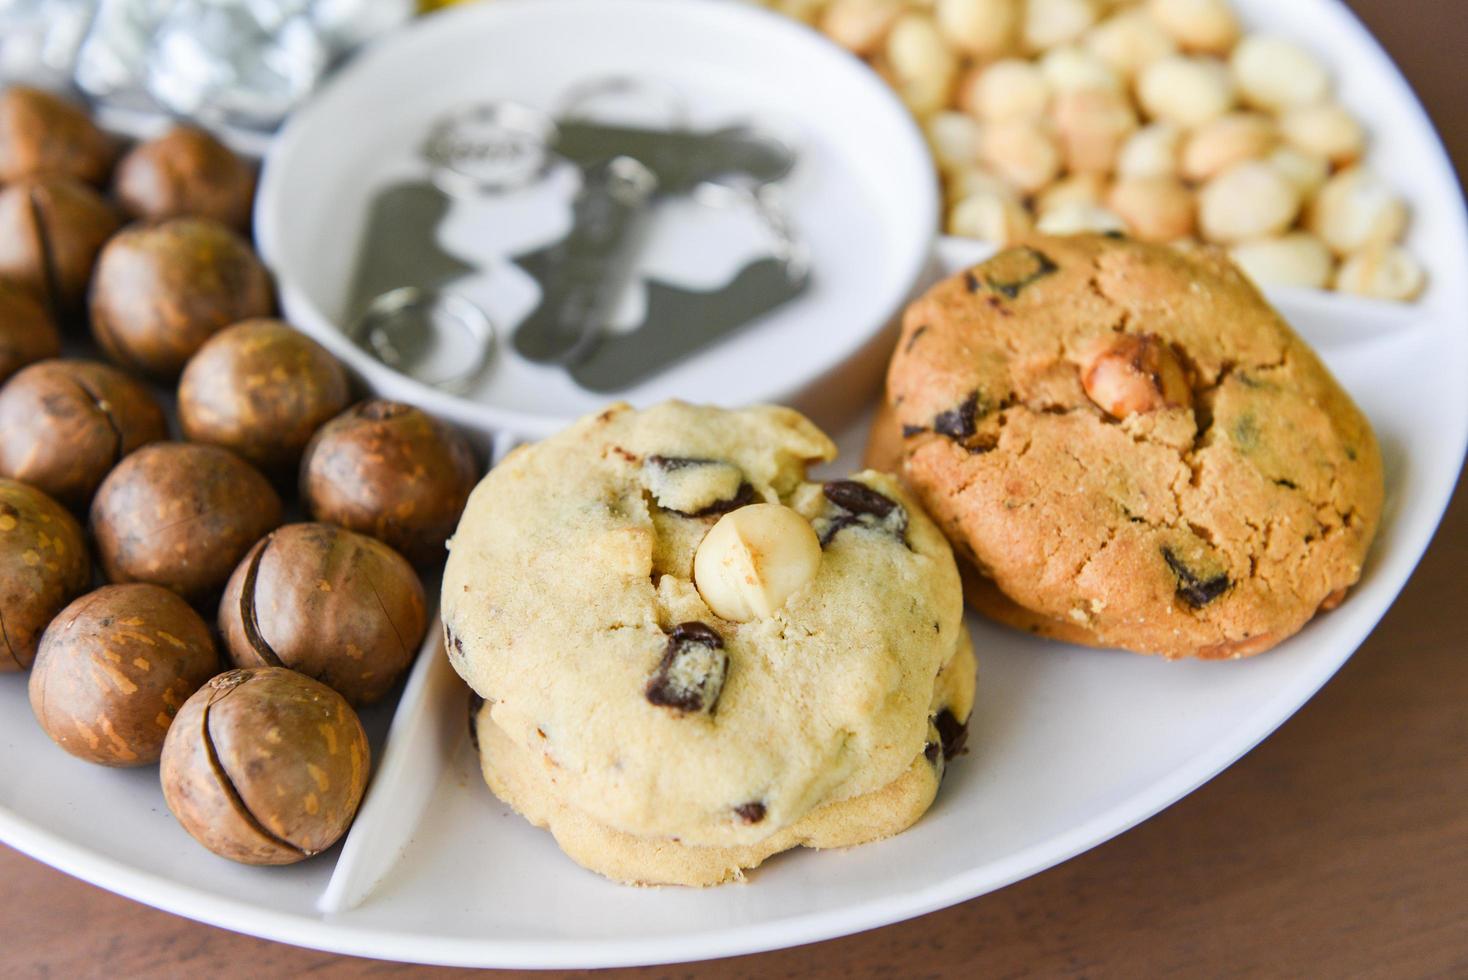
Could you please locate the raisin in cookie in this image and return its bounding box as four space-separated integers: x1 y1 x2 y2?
442 401 973 885
870 234 1383 660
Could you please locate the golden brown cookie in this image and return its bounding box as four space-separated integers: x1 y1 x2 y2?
871 234 1382 660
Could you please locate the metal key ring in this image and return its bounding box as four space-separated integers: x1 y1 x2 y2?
351 286 497 395
421 101 560 198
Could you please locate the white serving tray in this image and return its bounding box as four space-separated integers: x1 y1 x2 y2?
1 0 1464 970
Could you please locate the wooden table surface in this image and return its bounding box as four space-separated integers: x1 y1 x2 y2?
4 2 1466 977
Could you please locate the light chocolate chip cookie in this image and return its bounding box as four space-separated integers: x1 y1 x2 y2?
442 401 974 885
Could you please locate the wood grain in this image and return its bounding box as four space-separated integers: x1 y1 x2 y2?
2 1 1466 976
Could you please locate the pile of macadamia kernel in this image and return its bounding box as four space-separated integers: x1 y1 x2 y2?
766 0 1425 301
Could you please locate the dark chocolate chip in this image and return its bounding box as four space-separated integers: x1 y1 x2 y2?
963 271 980 293
734 802 766 824
934 709 968 760
823 480 897 518
933 391 980 439
645 622 728 714
467 692 485 752
1273 478 1298 490
819 480 909 548
1103 229 1126 240
1161 547 1231 609
924 740 941 764
902 424 926 438
816 513 858 548
984 246 1059 299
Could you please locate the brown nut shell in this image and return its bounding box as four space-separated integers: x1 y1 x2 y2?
0 175 121 312
0 278 59 384
0 87 114 186
178 320 350 473
90 442 283 603
113 125 256 231
0 478 89 670
220 523 427 706
300 400 478 563
0 359 168 510
29 584 219 766
89 217 274 379
160 666 370 865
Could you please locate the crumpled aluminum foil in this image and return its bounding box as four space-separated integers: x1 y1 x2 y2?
0 0 412 131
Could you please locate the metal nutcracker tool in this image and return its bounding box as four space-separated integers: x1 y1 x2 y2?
346 82 808 393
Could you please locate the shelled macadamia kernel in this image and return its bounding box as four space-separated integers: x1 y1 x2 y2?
769 0 1424 299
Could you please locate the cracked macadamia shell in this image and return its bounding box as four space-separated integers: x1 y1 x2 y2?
178 319 350 473
0 478 89 671
159 666 369 866
29 584 219 766
0 359 168 511
219 523 427 706
113 125 256 231
0 86 114 186
0 175 121 312
0 279 59 385
90 442 282 603
299 400 478 563
89 217 274 379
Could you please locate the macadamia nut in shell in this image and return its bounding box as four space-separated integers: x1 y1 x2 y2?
220 523 428 706
0 359 167 510
178 319 350 473
0 478 89 670
90 218 274 379
29 584 218 766
91 442 283 602
160 666 369 865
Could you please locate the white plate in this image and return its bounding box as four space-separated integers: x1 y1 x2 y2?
255 0 937 448
2 0 1466 970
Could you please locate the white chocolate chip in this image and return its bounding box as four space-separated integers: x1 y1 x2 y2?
1023 0 1098 53
1229 232 1335 289
693 504 822 622
1040 44 1123 93
1147 0 1240 55
1307 166 1409 255
1334 243 1427 301
1036 201 1126 235
1117 122 1183 179
1180 111 1277 182
980 118 1062 193
1137 55 1236 128
1280 102 1366 166
935 0 1021 58
1231 34 1330 112
948 188 1033 242
963 58 1051 121
1107 175 1196 242
1198 160 1302 244
1052 86 1137 173
1085 8 1176 76
820 0 905 56
1267 145 1330 197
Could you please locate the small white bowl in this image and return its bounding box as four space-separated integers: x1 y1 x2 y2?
255 0 938 452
